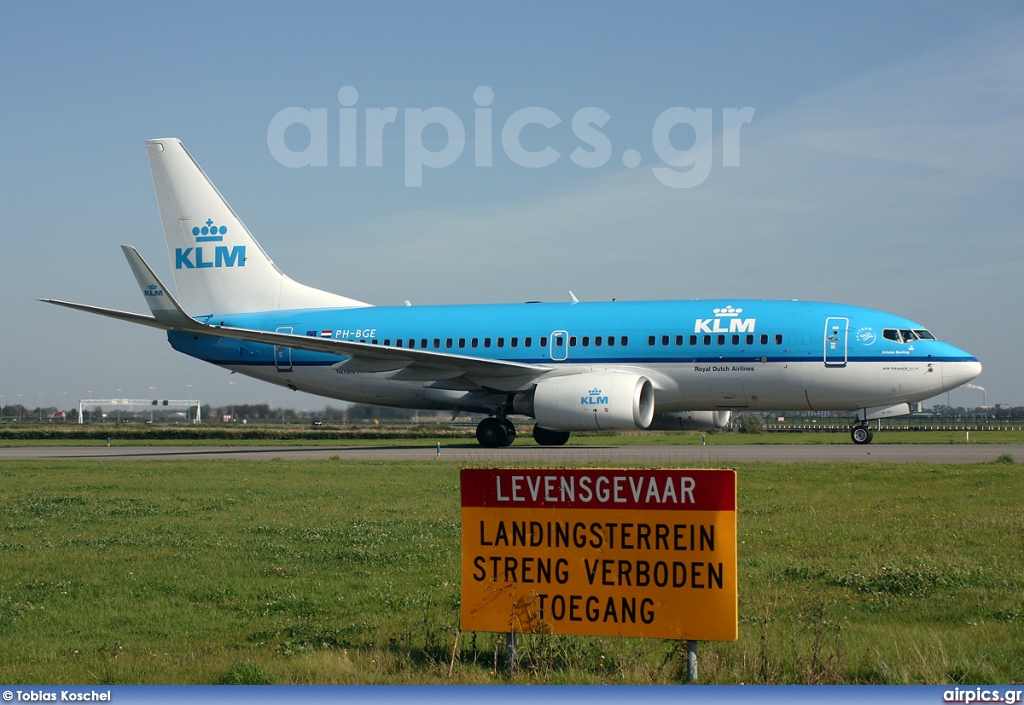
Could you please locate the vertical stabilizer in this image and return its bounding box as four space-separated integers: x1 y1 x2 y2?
145 138 369 316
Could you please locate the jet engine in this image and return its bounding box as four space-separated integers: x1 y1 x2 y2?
648 410 732 431
513 372 655 431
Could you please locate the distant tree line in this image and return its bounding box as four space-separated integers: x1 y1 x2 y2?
4 402 1023 424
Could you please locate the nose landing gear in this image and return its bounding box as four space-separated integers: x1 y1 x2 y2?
851 423 874 445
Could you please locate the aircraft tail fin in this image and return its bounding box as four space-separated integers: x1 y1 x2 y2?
145 138 370 316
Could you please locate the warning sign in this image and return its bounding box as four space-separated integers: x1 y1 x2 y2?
460 468 737 641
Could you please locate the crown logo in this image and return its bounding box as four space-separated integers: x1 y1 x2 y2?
588 388 602 396
713 305 742 317
192 218 226 242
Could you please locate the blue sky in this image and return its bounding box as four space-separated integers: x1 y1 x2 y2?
1 1 1022 410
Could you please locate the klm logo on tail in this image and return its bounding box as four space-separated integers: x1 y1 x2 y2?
175 218 245 269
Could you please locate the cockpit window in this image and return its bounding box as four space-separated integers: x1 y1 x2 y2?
883 328 935 344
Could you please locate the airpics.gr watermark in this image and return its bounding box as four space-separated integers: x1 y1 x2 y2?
267 86 755 188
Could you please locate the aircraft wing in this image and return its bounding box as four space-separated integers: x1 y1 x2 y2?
42 247 553 388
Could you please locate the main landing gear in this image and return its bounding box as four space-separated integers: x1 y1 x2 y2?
533 425 571 446
474 417 573 447
851 423 874 445
476 417 516 448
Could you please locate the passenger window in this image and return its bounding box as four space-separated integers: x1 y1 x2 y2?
554 336 563 347
731 334 739 345
717 334 725 345
525 337 532 347
648 335 656 346
540 336 548 347
409 339 416 348
446 338 453 348
774 334 783 345
458 338 466 348
675 335 683 346
511 337 518 348
703 335 711 345
746 334 754 345
594 336 602 347
433 338 440 348
661 335 669 346
484 338 491 348
760 334 768 345
620 336 628 346
582 336 589 347
384 339 391 346
569 336 577 347
689 335 697 346
471 338 478 347
497 337 505 348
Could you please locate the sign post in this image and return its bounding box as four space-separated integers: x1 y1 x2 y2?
460 468 738 647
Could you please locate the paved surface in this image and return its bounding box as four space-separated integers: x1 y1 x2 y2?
0 444 1018 463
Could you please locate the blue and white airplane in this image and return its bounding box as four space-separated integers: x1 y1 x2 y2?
44 138 982 447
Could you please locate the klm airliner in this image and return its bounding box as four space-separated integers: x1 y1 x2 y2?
44 138 982 447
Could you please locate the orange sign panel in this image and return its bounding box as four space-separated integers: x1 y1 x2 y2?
460 468 737 640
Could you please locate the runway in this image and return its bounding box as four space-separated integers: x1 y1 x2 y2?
0 443 1018 463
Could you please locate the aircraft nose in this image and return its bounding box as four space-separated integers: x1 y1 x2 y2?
943 358 982 391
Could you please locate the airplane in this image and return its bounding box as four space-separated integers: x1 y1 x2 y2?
43 138 982 447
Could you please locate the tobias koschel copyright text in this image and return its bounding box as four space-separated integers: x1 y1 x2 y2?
3 691 110 702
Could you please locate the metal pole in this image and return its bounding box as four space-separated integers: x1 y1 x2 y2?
506 630 517 676
686 640 698 683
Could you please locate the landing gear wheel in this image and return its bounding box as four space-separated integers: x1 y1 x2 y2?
533 425 571 446
851 425 874 445
500 419 516 447
476 417 509 448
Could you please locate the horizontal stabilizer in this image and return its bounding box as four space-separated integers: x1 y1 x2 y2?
39 299 166 330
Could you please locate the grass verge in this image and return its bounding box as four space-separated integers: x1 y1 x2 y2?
0 458 1021 684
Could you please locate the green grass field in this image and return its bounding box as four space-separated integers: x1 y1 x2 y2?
2 423 1023 447
0 458 1021 684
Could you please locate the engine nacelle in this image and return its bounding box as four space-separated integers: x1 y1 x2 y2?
514 372 655 431
648 410 732 431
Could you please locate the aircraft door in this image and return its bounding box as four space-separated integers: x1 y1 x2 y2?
275 326 294 372
550 330 568 361
824 317 848 368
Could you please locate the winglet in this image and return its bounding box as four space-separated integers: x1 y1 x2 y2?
120 245 197 328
